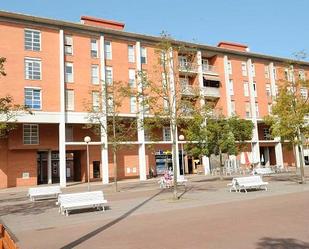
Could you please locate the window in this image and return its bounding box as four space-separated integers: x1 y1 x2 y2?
266 84 271 97
128 45 135 63
253 82 257 97
65 62 73 83
129 69 136 87
65 125 73 142
163 97 169 112
23 124 39 145
229 79 234 95
24 88 41 110
141 47 147 64
91 39 98 58
105 66 113 85
265 65 270 78
144 129 151 142
130 96 136 113
241 62 247 76
65 89 74 111
300 88 308 100
163 127 171 141
263 128 271 140
227 60 232 74
285 67 294 82
255 103 259 117
91 65 99 84
25 58 41 80
231 100 236 115
273 67 277 80
92 91 100 111
104 41 112 60
107 94 114 112
244 82 249 97
245 102 251 118
251 63 256 77
24 29 41 51
64 35 73 55
299 70 306 80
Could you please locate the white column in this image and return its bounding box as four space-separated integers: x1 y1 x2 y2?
197 51 205 106
136 41 147 181
223 55 232 117
59 29 66 188
295 144 301 168
247 58 260 166
269 62 277 98
202 156 210 175
47 150 52 184
99 35 109 184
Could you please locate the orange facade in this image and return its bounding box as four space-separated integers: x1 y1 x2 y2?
0 11 308 188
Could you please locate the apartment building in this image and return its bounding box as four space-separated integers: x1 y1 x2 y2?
0 10 308 188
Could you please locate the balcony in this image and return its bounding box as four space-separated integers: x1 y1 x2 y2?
178 62 198 75
202 64 218 75
200 86 220 98
181 85 195 96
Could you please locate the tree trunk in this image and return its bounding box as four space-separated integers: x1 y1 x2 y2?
219 150 223 180
171 126 178 200
297 129 306 184
113 147 118 192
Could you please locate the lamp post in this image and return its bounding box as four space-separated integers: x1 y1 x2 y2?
179 135 185 176
84 136 91 191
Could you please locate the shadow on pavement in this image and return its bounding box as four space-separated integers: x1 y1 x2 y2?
256 237 309 249
60 189 164 249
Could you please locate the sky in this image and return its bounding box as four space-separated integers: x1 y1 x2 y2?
1 0 308 60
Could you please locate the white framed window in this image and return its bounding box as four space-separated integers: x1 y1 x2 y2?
285 67 295 82
244 82 249 97
163 97 169 111
245 102 251 118
64 35 73 55
229 79 234 95
300 88 308 100
129 69 136 87
128 45 135 63
24 88 41 110
144 129 151 142
91 39 98 58
23 124 39 145
65 62 74 83
92 91 100 111
105 66 113 85
299 70 306 80
163 127 171 141
253 82 257 97
130 95 136 113
25 58 41 80
141 47 147 64
267 103 272 114
265 65 270 78
263 128 271 140
91 65 99 84
251 63 256 77
266 84 271 97
65 89 74 111
231 100 236 115
255 103 259 117
107 94 114 113
227 60 232 74
104 41 112 60
24 29 41 51
273 67 277 80
241 62 247 76
65 125 73 142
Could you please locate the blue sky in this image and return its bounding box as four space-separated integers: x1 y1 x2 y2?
1 0 308 60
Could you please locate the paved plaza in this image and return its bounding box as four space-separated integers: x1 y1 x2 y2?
1 170 309 249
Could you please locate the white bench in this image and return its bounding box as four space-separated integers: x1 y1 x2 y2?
57 191 108 216
28 186 62 201
253 167 274 175
158 175 188 189
228 176 268 193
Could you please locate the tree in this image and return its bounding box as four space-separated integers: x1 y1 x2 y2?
184 112 254 179
0 58 31 138
264 62 309 184
86 80 137 192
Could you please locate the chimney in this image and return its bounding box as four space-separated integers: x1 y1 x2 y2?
81 16 125 30
217 41 249 52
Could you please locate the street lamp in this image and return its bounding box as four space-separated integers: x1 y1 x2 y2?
84 136 91 191
179 135 185 176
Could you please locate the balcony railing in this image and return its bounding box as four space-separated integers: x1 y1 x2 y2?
200 86 220 98
181 85 195 95
178 62 198 73
202 64 218 75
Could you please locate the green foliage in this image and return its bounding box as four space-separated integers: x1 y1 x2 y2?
0 57 6 76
